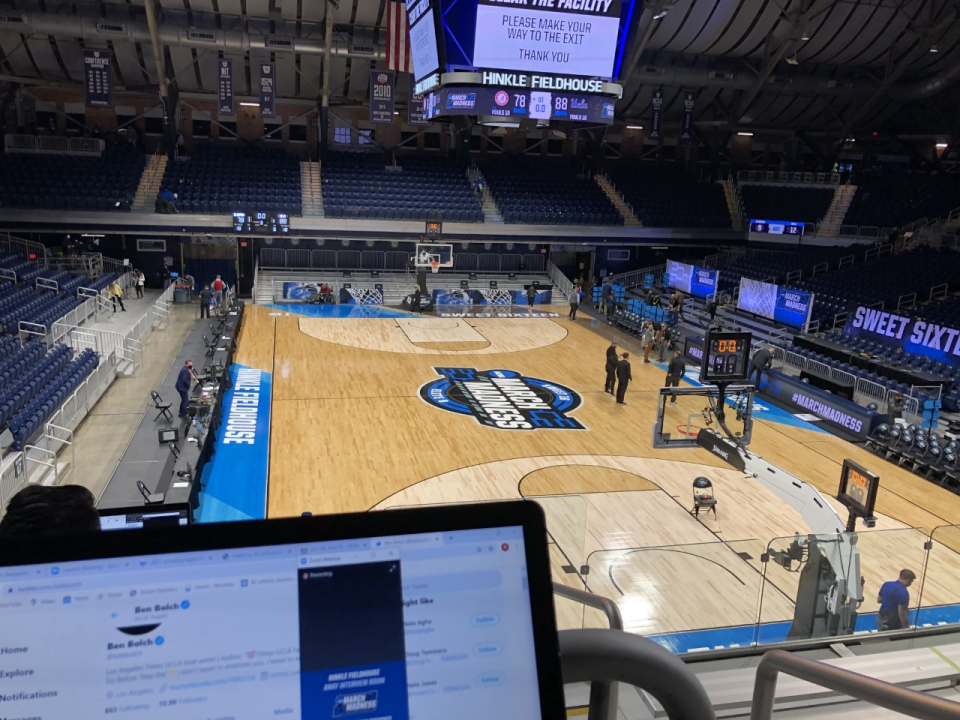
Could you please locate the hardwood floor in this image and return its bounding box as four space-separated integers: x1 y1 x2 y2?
237 304 960 635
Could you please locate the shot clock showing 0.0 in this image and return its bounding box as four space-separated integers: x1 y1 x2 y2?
699 330 753 384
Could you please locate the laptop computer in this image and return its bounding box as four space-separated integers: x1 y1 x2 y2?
0 500 565 720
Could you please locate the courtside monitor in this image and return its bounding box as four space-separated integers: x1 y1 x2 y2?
699 330 753 384
0 501 564 720
837 458 879 520
98 504 191 530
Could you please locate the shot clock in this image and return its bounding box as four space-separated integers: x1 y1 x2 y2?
699 330 753 384
837 458 879 522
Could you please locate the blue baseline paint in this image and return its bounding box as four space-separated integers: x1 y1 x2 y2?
646 605 960 654
264 303 417 319
197 363 272 523
651 360 828 433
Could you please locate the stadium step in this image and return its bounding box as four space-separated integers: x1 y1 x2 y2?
132 154 168 213
595 174 641 226
818 183 858 237
301 161 324 217
720 176 743 230
467 166 503 223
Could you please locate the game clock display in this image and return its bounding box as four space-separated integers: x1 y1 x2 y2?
699 331 753 384
749 219 805 236
837 458 879 519
232 211 290 234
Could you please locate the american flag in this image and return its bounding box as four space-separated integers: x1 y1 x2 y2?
385 0 413 74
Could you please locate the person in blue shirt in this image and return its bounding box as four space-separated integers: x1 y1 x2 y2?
175 360 196 419
877 569 916 631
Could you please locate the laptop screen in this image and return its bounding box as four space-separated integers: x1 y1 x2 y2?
0 525 542 720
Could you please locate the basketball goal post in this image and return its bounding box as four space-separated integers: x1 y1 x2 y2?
414 243 454 274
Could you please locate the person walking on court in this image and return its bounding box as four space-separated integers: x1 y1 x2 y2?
108 280 126 312
175 360 196 419
616 352 632 405
657 322 671 362
604 340 618 395
527 284 537 307
212 276 226 306
748 344 774 387
134 269 145 299
641 320 655 363
665 350 685 404
199 284 212 319
877 569 916 630
568 285 581 320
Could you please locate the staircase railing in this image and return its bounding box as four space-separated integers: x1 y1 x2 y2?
750 649 960 720
546 259 573 297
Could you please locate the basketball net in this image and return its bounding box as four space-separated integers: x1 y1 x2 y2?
430 261 439 274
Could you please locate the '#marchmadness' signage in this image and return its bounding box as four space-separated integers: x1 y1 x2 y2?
845 306 960 366
420 367 586 430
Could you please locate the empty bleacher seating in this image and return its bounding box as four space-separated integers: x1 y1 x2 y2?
321 154 482 222
843 173 960 228
483 164 621 225
163 145 301 216
738 185 834 224
8 347 99 450
0 144 144 212
607 166 730 228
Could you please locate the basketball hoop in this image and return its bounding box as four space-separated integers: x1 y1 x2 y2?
430 261 439 274
676 424 703 436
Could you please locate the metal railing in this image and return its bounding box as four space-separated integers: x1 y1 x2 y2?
750 649 960 720
604 263 666 290
737 170 841 186
0 232 47 264
546 259 573 297
3 134 105 156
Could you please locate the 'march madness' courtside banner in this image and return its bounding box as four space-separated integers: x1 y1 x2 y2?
420 368 586 430
844 306 960 366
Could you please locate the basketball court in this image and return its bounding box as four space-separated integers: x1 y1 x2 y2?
234 301 960 645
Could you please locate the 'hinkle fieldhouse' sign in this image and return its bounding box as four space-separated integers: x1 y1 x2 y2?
844 306 960 365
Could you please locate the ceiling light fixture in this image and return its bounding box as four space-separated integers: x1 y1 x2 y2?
239 102 259 107
652 6 672 19
930 44 938 53
936 142 948 149
737 131 754 137
846 137 856 143
786 53 799 65
627 125 644 129
800 32 810 40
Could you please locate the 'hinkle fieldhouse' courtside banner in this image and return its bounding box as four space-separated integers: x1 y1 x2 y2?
218 59 234 115
370 70 396 124
649 87 663 140
259 63 276 117
680 91 695 141
83 49 113 108
844 306 960 366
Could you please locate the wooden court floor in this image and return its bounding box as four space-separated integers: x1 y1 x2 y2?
236 304 960 635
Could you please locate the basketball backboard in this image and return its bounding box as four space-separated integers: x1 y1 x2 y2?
415 243 454 268
652 383 755 448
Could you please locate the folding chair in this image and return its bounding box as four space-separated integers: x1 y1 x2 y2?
151 390 173 422
202 334 218 357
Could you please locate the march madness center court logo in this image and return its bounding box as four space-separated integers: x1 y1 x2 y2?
419 367 586 430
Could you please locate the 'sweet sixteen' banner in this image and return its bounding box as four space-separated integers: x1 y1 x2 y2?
844 306 960 366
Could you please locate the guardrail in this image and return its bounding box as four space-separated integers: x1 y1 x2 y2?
0 232 47 265
3 133 105 156
750 649 960 720
604 263 666 290
546 259 573 297
737 170 841 186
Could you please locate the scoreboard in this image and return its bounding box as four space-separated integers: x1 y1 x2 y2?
232 211 290 234
423 86 615 124
749 219 805 237
837 458 879 520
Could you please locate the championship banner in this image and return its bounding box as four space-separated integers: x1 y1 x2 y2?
649 87 663 140
218 59 234 115
844 306 960 366
370 70 396 124
680 91 695 141
408 93 429 125
83 49 113 108
259 63 276 117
